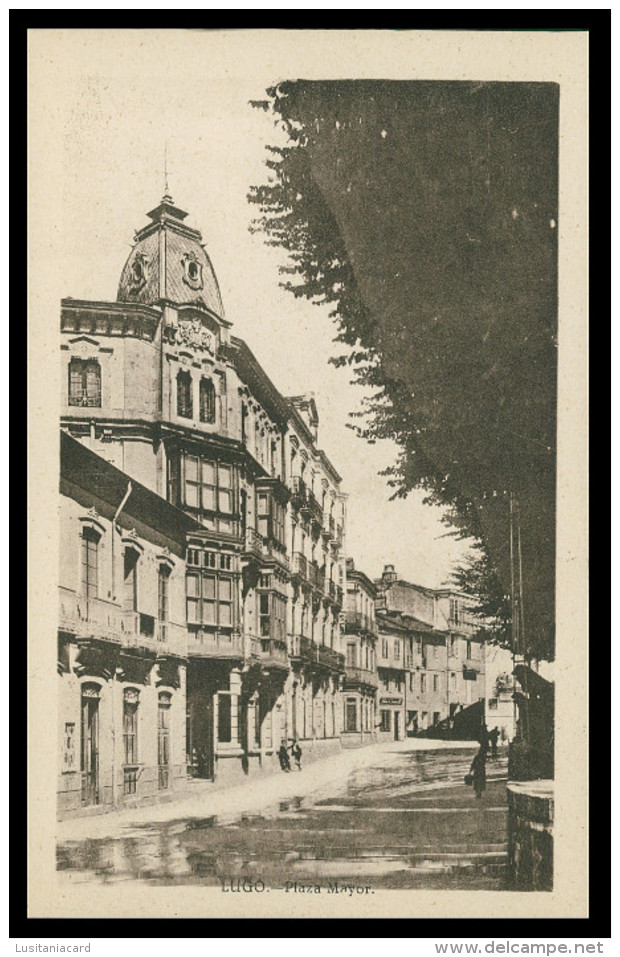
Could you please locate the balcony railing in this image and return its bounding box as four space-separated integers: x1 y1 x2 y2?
244 527 263 559
344 610 378 637
58 587 122 643
154 620 187 656
288 634 314 661
344 665 379 689
260 637 289 669
305 489 323 525
291 551 308 582
187 629 244 659
316 643 345 672
244 528 289 570
291 476 307 506
119 611 159 653
308 560 321 590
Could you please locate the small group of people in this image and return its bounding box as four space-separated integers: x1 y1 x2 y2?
467 724 501 799
278 739 302 773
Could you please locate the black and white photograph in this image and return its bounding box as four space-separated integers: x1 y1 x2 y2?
27 28 588 921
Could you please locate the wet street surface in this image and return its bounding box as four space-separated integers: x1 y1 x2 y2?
58 746 509 890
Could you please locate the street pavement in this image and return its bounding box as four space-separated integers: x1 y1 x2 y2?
57 740 509 890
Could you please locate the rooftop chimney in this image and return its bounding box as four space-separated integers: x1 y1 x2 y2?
382 564 397 585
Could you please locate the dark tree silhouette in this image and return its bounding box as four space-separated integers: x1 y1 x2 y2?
249 81 558 659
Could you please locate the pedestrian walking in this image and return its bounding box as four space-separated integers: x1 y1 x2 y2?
469 744 487 799
278 741 291 772
489 726 500 758
290 739 302 771
478 723 490 754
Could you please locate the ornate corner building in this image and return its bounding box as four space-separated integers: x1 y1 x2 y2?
58 193 347 815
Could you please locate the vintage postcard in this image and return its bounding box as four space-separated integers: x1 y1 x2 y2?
27 28 588 920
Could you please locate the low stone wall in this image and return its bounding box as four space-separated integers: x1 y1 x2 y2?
507 779 554 890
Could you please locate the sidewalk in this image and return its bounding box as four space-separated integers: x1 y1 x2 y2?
56 738 480 844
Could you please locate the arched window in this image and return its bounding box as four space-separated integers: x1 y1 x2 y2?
177 370 193 419
199 377 216 424
69 358 101 407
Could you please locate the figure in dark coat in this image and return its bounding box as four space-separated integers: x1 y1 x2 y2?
489 726 500 758
478 723 490 754
278 741 291 772
470 745 487 799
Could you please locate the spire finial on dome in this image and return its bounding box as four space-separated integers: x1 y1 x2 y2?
162 140 173 205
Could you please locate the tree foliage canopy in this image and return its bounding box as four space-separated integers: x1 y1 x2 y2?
249 81 558 659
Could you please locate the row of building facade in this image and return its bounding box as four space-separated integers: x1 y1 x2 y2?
57 191 513 817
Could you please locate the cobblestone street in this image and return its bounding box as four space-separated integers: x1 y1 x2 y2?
58 741 509 891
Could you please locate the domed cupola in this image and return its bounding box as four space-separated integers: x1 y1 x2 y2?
117 192 225 319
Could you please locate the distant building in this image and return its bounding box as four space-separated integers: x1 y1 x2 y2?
341 559 378 747
375 566 487 737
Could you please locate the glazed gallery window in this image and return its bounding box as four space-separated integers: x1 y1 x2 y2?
258 591 287 641
176 370 193 419
184 457 235 532
186 572 235 630
68 358 101 407
256 491 286 546
199 377 216 424
81 527 100 600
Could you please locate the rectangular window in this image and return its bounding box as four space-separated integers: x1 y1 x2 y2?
382 638 389 658
257 491 269 539
394 639 401 660
123 700 138 766
466 640 472 660
420 673 426 694
346 642 356 667
123 548 139 612
488 698 498 711
218 694 232 743
81 528 99 600
380 710 391 732
449 598 461 624
158 566 170 622
433 674 439 692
